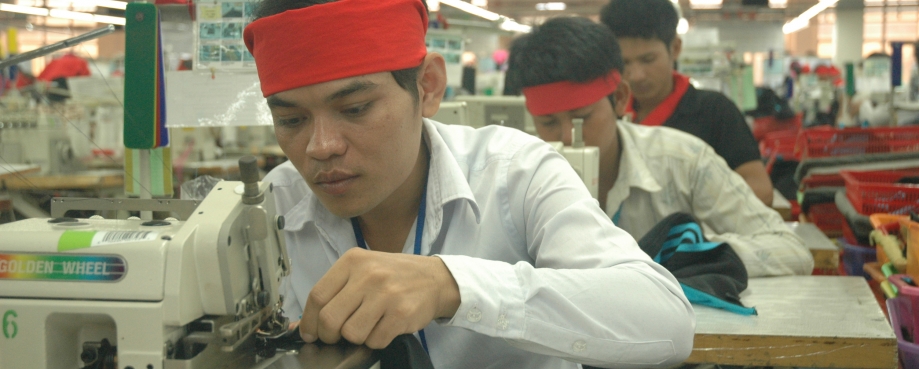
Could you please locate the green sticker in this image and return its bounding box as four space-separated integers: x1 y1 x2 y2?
57 231 97 251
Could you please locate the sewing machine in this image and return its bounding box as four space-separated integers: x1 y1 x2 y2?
0 157 292 369
547 119 600 199
453 96 536 135
0 104 80 175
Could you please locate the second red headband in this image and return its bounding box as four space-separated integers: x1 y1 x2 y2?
522 70 622 116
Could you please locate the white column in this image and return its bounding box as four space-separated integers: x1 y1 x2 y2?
834 0 864 65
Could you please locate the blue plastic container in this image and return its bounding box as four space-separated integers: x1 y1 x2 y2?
841 238 877 278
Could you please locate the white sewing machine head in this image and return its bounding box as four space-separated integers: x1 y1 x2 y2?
0 156 290 369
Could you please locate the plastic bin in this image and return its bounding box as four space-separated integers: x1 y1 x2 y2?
888 296 919 369
841 169 919 216
808 202 845 236
841 238 877 278
800 173 846 190
870 214 908 266
753 113 802 142
797 126 919 159
760 130 799 159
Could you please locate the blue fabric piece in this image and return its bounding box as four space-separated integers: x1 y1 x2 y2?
655 222 722 264
681 283 757 316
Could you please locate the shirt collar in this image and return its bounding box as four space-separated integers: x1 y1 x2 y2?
608 120 663 204
279 118 481 249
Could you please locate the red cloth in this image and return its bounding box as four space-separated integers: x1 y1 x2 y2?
243 0 428 97
626 72 690 126
37 54 90 81
522 70 621 116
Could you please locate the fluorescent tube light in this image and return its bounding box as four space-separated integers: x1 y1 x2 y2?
439 0 500 21
536 2 566 11
500 19 532 33
0 4 124 25
0 3 50 16
689 0 722 9
783 0 837 34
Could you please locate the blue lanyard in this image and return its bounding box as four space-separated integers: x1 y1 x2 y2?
349 179 430 353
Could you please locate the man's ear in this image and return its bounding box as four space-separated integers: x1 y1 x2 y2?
670 36 683 61
419 52 447 118
612 80 631 118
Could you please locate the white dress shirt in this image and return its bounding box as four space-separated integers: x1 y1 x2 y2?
607 121 814 278
266 118 695 369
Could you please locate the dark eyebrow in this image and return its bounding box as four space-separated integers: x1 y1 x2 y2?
266 95 297 108
325 80 377 103
265 80 377 108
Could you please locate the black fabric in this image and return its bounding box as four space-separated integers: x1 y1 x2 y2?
746 87 795 120
637 213 749 308
770 158 800 201
379 334 435 369
663 85 762 170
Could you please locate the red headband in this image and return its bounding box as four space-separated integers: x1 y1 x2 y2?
244 0 428 97
522 70 621 116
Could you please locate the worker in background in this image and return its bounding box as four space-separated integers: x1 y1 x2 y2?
35 52 91 103
243 0 694 368
506 16 813 279
601 0 775 206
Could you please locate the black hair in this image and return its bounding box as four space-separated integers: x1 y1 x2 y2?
600 0 679 47
506 16 624 102
251 0 427 101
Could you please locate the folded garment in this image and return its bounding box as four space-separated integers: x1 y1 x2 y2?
638 213 756 315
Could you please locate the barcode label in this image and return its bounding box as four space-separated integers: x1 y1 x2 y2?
90 231 159 247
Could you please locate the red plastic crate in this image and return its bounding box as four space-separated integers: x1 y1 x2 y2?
753 113 802 141
801 173 845 190
808 202 845 235
841 169 919 215
760 130 799 159
796 126 919 159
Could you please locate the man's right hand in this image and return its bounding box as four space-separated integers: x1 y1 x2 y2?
299 248 460 349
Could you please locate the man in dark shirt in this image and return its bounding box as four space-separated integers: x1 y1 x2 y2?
601 0 774 205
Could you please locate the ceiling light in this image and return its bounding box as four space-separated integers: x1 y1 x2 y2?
16 0 126 10
426 0 440 12
769 0 787 8
535 2 566 11
439 0 500 21
79 0 127 10
677 18 689 34
689 0 722 9
49 8 94 21
783 0 837 34
0 3 124 25
471 0 487 7
0 3 50 16
499 18 532 33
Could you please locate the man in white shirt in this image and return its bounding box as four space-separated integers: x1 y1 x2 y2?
506 17 813 278
243 0 694 368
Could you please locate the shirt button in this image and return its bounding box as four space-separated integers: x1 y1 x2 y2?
572 340 587 353
466 307 483 323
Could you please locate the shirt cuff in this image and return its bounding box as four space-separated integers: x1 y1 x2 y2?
434 254 527 339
